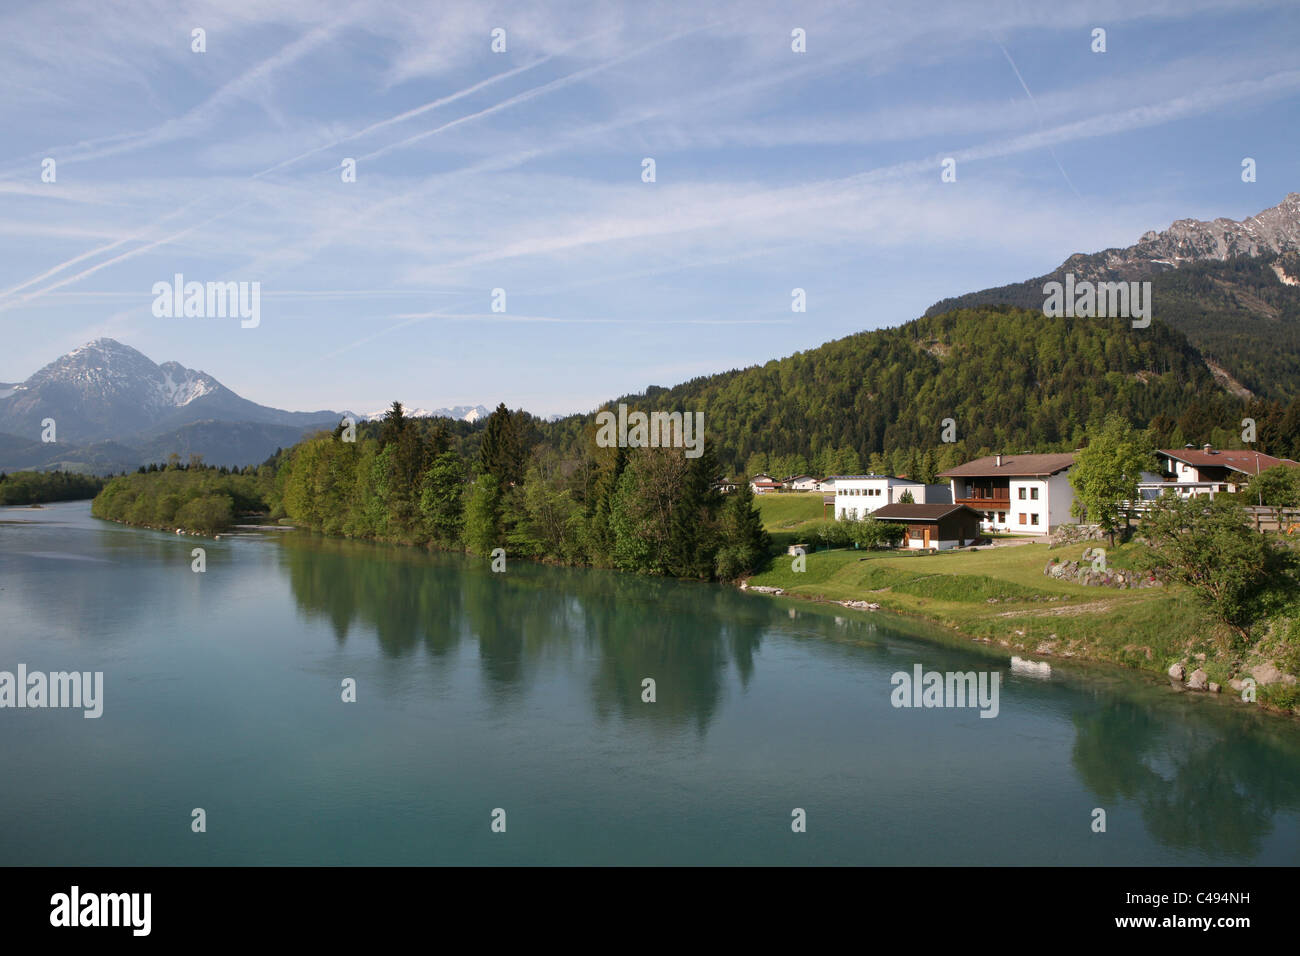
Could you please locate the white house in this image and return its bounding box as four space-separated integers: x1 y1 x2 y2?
938 453 1076 535
1138 445 1300 500
785 474 819 491
817 477 837 492
750 474 782 494
830 475 951 521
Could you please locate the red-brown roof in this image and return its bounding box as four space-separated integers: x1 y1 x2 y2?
938 453 1075 478
1159 448 1299 473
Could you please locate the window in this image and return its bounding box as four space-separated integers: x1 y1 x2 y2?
1030 487 1039 500
1031 514 1040 525
1018 513 1027 525
1018 488 1026 500
983 512 991 522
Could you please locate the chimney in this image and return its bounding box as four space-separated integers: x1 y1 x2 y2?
995 453 1003 467
1203 443 1214 454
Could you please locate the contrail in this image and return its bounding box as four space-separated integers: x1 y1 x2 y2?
0 202 251 313
252 55 556 179
357 24 718 164
0 202 201 299
994 39 1083 200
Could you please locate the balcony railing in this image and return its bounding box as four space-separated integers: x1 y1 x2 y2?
955 495 1010 508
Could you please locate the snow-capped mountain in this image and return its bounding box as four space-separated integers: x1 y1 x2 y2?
0 339 344 468
362 404 489 423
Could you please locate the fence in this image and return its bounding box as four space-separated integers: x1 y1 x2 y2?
1121 501 1300 532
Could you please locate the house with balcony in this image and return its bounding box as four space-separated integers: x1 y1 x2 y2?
937 453 1076 535
749 474 783 494
1138 445 1300 500
785 474 820 491
830 475 952 521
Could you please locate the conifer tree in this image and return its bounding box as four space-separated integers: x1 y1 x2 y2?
715 480 771 580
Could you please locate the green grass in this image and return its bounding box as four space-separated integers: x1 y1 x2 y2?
748 540 1209 677
755 492 831 551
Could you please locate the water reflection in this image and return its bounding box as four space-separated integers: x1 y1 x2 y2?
267 527 1300 861
1071 694 1300 859
277 534 765 728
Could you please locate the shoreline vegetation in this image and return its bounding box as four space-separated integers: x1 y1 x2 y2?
749 491 1300 716
87 401 1300 716
0 470 107 506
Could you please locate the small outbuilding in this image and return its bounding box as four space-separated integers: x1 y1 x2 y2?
870 503 983 551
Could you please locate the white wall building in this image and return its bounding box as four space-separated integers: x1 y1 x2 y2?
830 475 951 521
938 453 1076 535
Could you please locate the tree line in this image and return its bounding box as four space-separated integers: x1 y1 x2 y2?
539 307 1300 478
92 462 272 534
0 470 108 505
272 402 773 581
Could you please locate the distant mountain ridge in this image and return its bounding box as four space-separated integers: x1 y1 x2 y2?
362 404 489 423
925 193 1300 400
0 338 342 445
0 339 347 472
0 339 497 473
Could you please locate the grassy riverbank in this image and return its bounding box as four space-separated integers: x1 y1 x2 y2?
749 497 1300 715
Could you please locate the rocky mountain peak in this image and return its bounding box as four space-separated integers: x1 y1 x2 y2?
1120 191 1300 267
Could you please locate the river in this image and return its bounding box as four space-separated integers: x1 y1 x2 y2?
1 501 1297 865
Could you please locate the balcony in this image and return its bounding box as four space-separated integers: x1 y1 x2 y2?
955 495 1010 509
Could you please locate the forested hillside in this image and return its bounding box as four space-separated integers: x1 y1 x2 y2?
547 306 1299 477
926 254 1300 402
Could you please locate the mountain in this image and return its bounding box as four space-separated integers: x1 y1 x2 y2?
551 196 1300 475
562 306 1255 476
925 193 1300 400
362 404 489 423
1115 192 1300 265
0 339 345 472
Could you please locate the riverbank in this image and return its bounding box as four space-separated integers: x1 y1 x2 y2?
742 539 1300 716
92 511 270 538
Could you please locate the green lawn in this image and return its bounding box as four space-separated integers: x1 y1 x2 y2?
755 492 831 550
747 539 1209 678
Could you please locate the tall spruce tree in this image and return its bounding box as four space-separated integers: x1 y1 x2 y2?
667 443 722 578
715 480 771 580
479 403 524 486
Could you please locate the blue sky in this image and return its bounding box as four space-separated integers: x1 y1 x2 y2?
2 0 1298 417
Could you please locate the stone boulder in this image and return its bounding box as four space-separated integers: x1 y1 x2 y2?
1168 663 1185 681
1250 662 1284 686
1187 668 1209 690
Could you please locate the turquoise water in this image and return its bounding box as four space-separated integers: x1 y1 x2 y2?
1 501 1297 865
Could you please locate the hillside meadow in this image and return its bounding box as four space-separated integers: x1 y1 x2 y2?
748 494 1300 712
